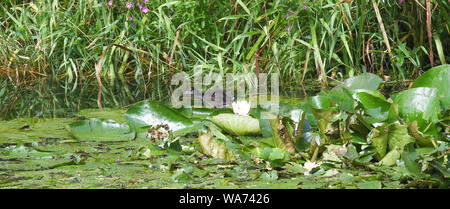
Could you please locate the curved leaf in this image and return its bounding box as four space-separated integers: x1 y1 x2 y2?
356 90 391 123
124 100 194 134
392 87 440 131
333 72 384 91
210 113 261 136
412 64 450 108
68 118 135 141
198 131 234 160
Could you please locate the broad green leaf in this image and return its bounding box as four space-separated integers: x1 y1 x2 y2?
260 170 278 182
378 149 401 166
392 87 440 131
334 72 384 91
412 64 450 108
210 113 260 136
322 145 345 163
322 88 355 113
123 100 194 134
387 124 415 151
356 90 391 123
368 125 388 161
198 131 234 160
68 118 135 141
307 95 332 110
356 181 382 189
369 123 414 162
402 145 427 178
257 147 289 167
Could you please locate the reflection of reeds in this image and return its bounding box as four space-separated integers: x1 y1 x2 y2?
0 0 447 119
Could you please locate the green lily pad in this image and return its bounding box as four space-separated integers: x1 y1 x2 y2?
412 64 450 108
68 118 135 141
334 72 384 91
392 87 440 131
378 149 401 166
369 123 414 162
123 100 194 134
368 125 389 161
356 180 382 189
356 90 391 123
198 131 234 160
210 113 261 136
387 124 415 151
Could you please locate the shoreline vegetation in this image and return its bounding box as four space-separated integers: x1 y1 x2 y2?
1 0 448 119
0 1 448 189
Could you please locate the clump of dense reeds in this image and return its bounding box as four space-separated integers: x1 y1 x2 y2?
0 0 448 120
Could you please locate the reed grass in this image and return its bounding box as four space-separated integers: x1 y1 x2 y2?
0 0 448 119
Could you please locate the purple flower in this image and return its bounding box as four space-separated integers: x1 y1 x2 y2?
138 3 144 9
288 11 294 15
126 2 134 9
144 0 149 2
129 16 134 21
108 1 113 6
142 7 149 13
286 26 292 31
116 155 120 164
303 5 309 9
399 0 404 3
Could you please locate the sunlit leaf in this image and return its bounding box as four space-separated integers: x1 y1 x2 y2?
412 64 450 108
68 118 135 141
210 113 260 136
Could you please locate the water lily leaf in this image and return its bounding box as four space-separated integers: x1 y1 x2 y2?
4 145 54 159
378 149 401 166
356 180 382 189
334 72 384 91
402 144 427 178
387 124 415 151
307 95 332 110
392 87 440 131
356 90 391 123
68 118 135 141
368 125 389 161
171 168 192 183
260 170 278 182
257 147 289 167
322 145 346 162
368 123 414 161
198 131 234 160
323 88 356 113
123 100 194 134
210 113 260 136
412 64 450 108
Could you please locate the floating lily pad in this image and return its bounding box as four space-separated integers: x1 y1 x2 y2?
392 87 440 131
356 90 391 123
412 64 450 108
334 72 384 91
210 113 261 136
198 131 234 160
378 149 401 166
368 123 415 162
123 100 194 134
68 118 135 141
